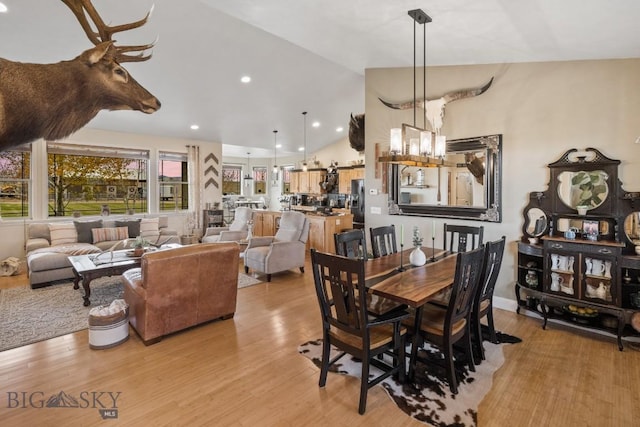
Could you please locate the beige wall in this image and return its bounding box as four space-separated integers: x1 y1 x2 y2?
364 58 640 301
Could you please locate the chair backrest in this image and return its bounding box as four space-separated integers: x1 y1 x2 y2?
334 229 368 260
443 223 484 253
446 245 486 329
310 249 368 337
475 236 506 311
369 225 398 258
275 211 309 243
229 207 253 231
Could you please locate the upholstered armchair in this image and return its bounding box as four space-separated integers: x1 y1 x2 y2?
243 211 309 282
202 207 253 243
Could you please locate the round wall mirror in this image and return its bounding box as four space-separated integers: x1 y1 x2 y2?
624 212 640 245
557 170 609 211
524 207 547 237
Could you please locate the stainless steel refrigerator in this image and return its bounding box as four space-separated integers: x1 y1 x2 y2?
350 179 365 229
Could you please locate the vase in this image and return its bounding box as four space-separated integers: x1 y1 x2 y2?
409 247 427 267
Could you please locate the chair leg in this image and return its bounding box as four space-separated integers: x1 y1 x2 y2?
444 338 458 394
244 266 249 274
359 355 370 414
487 308 498 343
299 266 305 273
267 274 271 282
319 337 330 387
475 314 486 362
465 326 476 372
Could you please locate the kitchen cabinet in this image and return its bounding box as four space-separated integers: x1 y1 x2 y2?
307 170 325 194
252 211 281 237
290 169 326 194
338 166 365 194
290 172 300 194
338 169 352 194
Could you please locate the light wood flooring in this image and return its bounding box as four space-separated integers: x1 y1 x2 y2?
1 259 639 426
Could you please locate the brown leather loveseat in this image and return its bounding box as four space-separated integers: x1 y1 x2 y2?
122 243 240 345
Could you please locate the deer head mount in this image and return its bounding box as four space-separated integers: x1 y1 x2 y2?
0 0 160 151
378 77 493 135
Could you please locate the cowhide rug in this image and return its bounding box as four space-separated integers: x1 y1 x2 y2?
298 328 521 426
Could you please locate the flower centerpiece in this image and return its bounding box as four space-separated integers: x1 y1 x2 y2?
412 226 423 248
409 226 427 266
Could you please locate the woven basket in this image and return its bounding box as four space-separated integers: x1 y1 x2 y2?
89 307 130 350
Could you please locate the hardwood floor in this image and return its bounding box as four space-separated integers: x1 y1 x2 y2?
1 259 639 426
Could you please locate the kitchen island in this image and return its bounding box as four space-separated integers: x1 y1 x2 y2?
252 209 353 254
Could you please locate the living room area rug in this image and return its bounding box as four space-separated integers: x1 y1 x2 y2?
1 273 262 352
298 329 521 427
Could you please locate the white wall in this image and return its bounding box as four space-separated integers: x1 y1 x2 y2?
0 128 222 260
364 59 640 301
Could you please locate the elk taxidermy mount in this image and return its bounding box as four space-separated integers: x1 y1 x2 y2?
0 0 161 151
378 77 493 135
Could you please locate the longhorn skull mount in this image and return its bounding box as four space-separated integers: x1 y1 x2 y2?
378 77 494 134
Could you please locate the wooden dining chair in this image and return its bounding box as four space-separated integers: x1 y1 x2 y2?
472 236 506 363
369 225 398 258
334 229 368 260
443 223 484 253
411 245 486 394
310 249 408 414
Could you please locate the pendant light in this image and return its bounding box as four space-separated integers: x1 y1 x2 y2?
244 152 253 187
302 111 308 172
272 130 278 175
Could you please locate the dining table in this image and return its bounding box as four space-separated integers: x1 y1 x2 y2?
364 248 458 381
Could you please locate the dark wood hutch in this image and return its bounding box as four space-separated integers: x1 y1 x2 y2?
516 148 640 350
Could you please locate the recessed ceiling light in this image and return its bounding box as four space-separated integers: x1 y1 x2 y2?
312 121 320 128
241 76 251 83
276 144 282 149
0 3 8 13
190 124 199 130
336 127 344 132
298 147 305 152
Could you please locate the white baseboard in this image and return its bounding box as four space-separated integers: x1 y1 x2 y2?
493 296 518 313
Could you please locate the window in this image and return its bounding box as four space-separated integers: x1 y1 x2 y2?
47 143 149 217
253 166 267 194
158 152 189 211
0 146 31 218
282 166 293 194
222 165 242 195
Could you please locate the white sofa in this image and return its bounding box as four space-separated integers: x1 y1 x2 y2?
25 217 179 288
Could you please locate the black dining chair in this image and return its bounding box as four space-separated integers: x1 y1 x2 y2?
369 225 398 258
310 249 408 414
443 223 484 253
410 245 486 394
334 229 368 260
472 236 506 363
335 229 405 316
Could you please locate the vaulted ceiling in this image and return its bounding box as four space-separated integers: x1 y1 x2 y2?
1 0 638 158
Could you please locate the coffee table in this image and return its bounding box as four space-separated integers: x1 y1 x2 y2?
68 250 141 306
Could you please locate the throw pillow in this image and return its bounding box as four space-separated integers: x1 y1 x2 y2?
140 217 160 241
115 219 141 238
91 227 129 243
74 219 103 243
49 223 78 246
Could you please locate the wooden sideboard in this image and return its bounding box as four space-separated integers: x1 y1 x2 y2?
516 148 640 350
